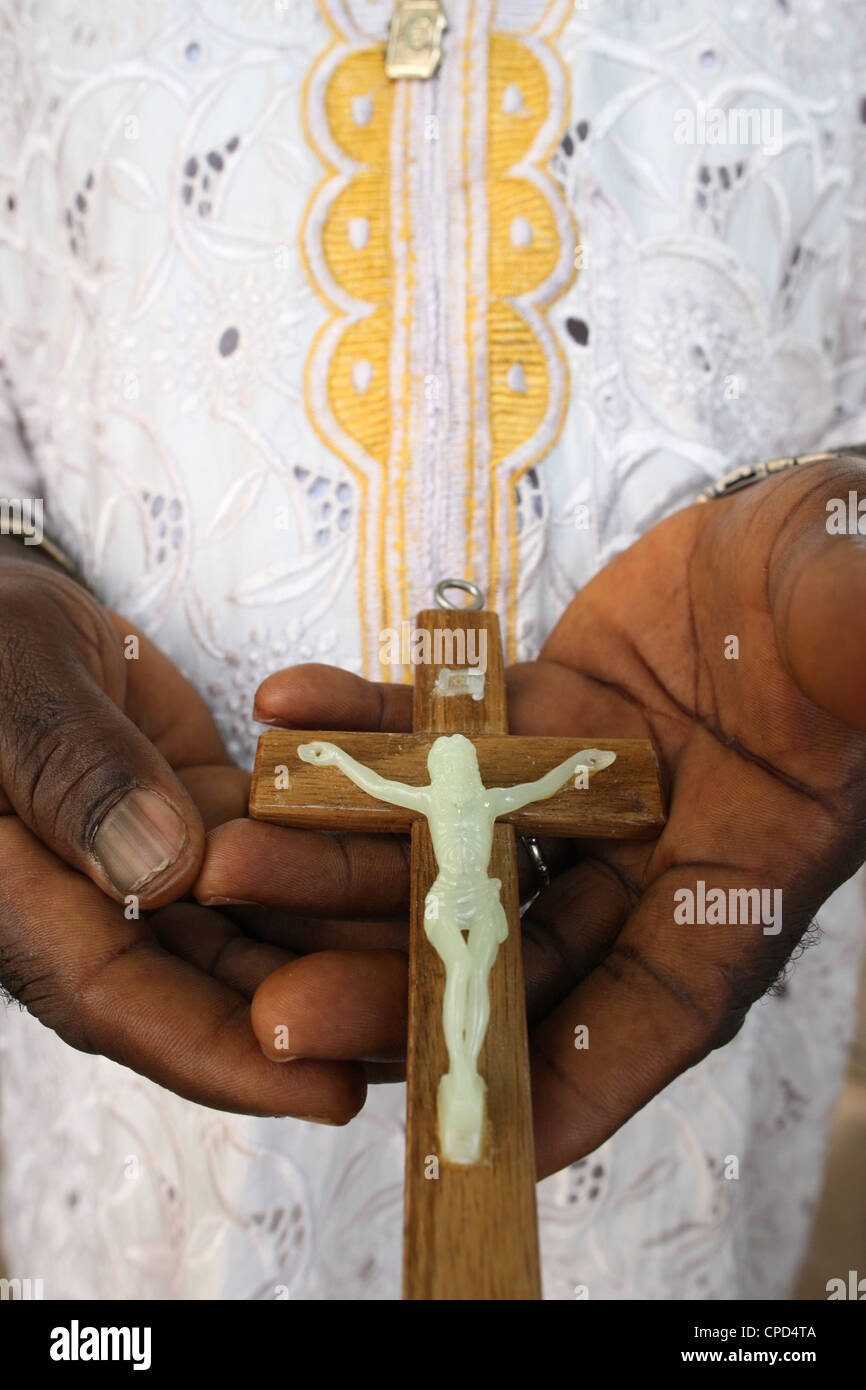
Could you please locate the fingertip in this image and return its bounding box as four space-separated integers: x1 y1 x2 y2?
252 960 300 1059
252 663 350 726
251 950 408 1062
252 664 412 733
280 1059 368 1126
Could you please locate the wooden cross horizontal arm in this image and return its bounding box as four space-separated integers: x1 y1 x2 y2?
250 730 665 839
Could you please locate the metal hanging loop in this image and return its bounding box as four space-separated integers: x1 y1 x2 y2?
434 578 485 611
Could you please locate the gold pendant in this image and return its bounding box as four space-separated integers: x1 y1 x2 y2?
385 0 447 80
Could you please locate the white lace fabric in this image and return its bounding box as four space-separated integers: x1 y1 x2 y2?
0 0 864 1299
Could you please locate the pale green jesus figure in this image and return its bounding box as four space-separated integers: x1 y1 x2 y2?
298 733 616 1164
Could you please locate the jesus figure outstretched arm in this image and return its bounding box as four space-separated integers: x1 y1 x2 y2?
488 747 616 817
298 740 430 812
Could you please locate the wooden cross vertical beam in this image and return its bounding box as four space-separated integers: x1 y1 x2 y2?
248 605 665 1300
403 607 540 1299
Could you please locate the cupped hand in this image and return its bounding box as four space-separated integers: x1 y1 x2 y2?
0 557 363 1122
196 455 866 1173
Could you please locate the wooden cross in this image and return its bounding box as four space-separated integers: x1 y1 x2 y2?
249 598 665 1300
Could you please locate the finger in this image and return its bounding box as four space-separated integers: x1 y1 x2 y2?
529 863 806 1179
149 902 293 998
253 663 413 733
195 818 411 917
199 817 557 927
521 857 634 1022
105 612 233 767
0 580 206 907
506 658 651 740
220 904 410 955
364 1061 407 1084
0 818 365 1123
175 765 251 831
252 949 409 1062
766 460 866 729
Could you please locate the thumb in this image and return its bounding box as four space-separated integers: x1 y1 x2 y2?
769 460 866 729
0 569 205 907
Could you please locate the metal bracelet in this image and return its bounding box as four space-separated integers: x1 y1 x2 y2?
694 447 866 505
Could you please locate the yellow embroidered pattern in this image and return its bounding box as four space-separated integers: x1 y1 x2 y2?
307 49 392 466
302 2 576 673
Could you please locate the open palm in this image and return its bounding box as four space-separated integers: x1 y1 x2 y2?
512 453 866 1174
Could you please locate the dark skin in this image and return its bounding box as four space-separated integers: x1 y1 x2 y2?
1 457 864 1176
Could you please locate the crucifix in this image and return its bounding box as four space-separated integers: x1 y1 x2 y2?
249 583 665 1299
